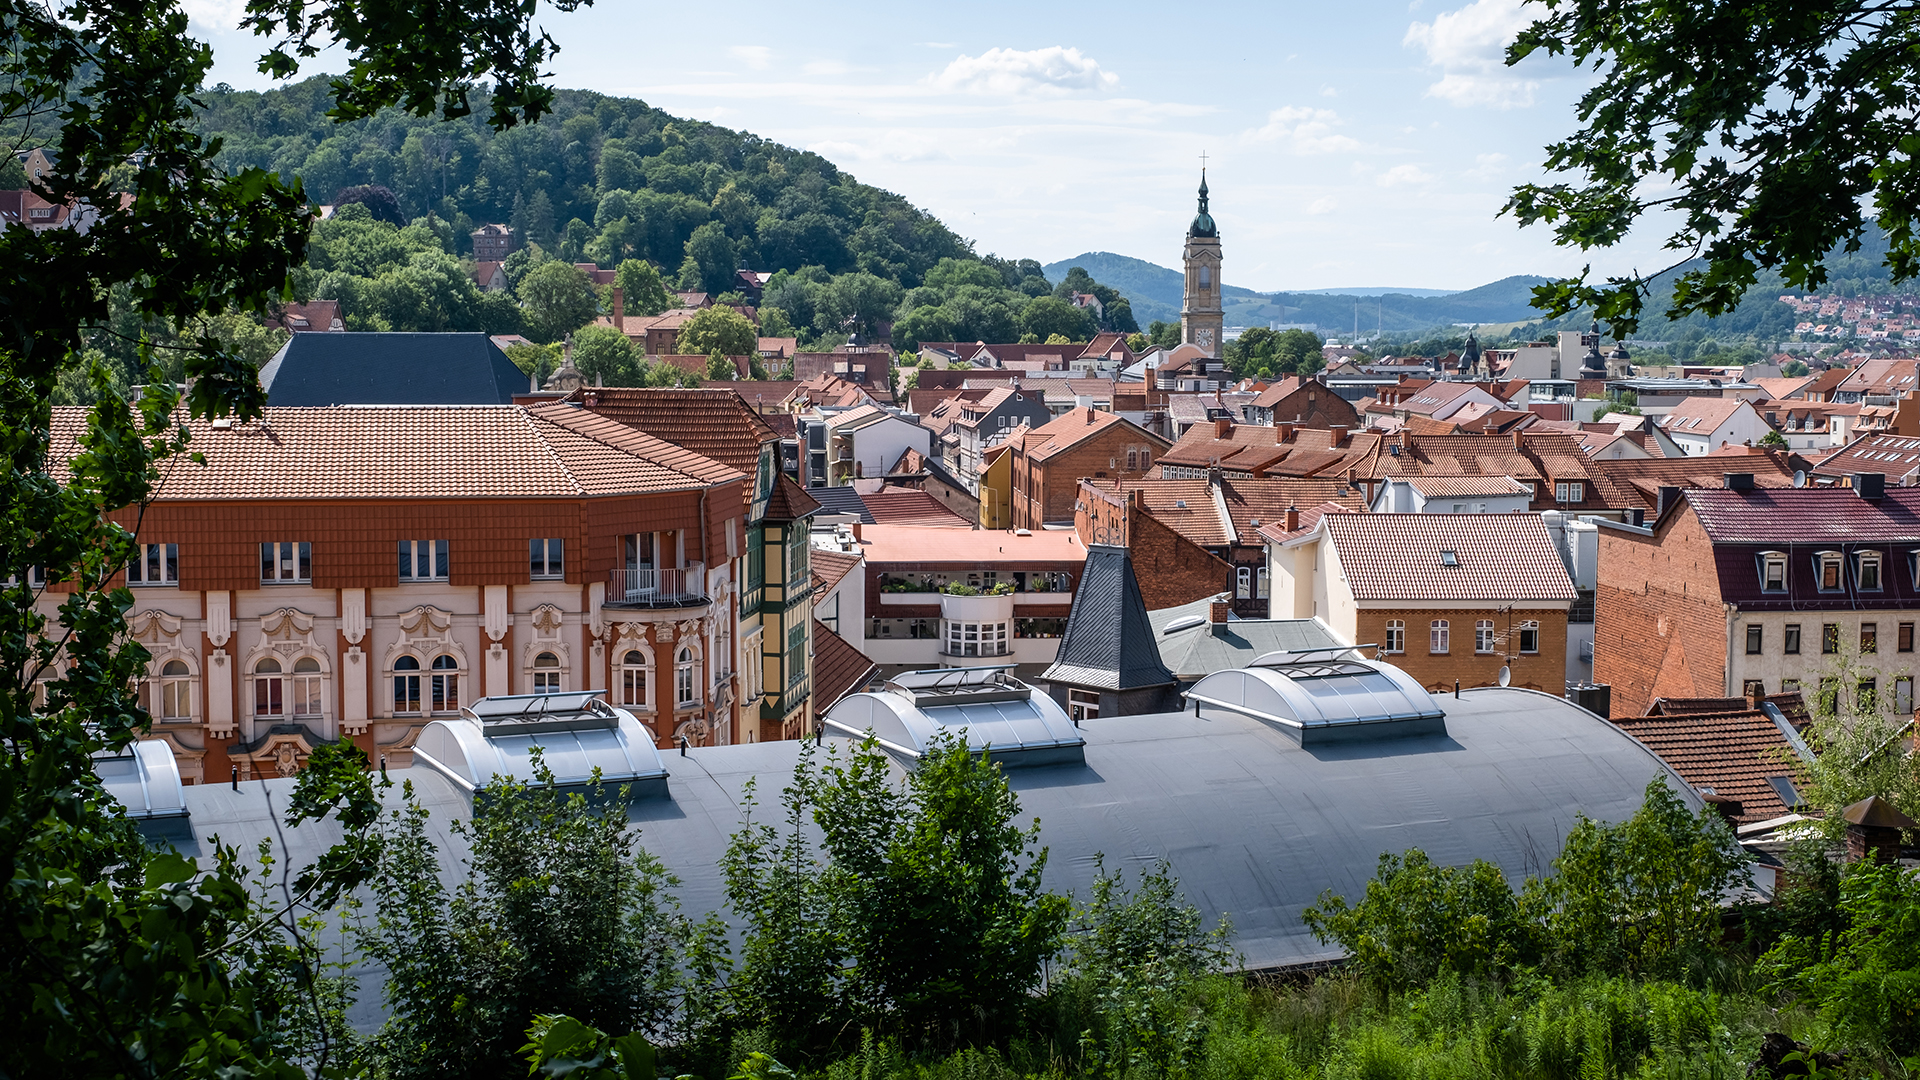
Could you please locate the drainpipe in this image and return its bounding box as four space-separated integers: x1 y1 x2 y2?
1724 602 1739 697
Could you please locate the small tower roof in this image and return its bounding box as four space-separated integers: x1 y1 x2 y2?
1041 545 1176 691
1189 169 1217 239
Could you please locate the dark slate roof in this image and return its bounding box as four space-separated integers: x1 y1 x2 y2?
1146 597 1349 683
259 332 529 406
808 485 875 523
1683 487 1920 610
1041 545 1176 691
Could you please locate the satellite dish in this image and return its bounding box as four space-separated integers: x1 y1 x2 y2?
1793 469 1807 488
1497 665 1511 687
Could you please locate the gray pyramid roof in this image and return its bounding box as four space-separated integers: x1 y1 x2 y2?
259 332 528 406
1040 545 1175 691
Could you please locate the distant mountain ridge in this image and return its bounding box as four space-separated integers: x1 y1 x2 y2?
1043 251 1554 334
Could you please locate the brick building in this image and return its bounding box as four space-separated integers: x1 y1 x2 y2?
1246 376 1361 428
42 403 748 783
1009 407 1169 529
1075 474 1368 616
1266 512 1576 692
1594 472 1920 718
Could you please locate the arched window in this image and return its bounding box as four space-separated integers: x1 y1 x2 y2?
1235 565 1252 599
154 659 192 720
619 650 649 707
430 654 460 713
675 646 697 707
1430 620 1450 655
393 656 421 715
293 657 322 718
254 657 284 717
533 651 562 693
1475 620 1496 655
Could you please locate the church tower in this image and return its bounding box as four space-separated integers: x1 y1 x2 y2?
1181 170 1224 356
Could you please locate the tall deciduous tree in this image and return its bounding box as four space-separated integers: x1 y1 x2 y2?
615 258 676 318
0 0 587 1073
1506 0 1920 334
678 305 759 359
518 259 600 343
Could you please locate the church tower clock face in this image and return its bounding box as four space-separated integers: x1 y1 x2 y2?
1180 167 1225 358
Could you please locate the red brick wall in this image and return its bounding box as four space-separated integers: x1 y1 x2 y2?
1072 481 1233 610
1264 384 1360 430
1015 424 1163 528
1361 607 1569 692
1594 509 1727 718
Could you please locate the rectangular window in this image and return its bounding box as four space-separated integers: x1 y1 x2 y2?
1782 678 1801 693
1068 688 1101 723
260 542 310 583
530 538 565 580
1820 556 1842 591
1818 677 1839 717
1863 622 1878 654
1555 482 1584 502
1859 553 1883 590
1430 620 1450 654
1256 565 1269 600
786 621 807 688
1823 623 1841 655
399 540 449 582
1126 448 1138 470
1518 621 1539 654
1474 620 1495 654
1901 622 1914 653
1859 678 1878 713
1785 624 1802 655
1746 625 1763 655
1763 556 1786 591
1236 566 1251 599
1899 676 1915 716
127 543 179 586
1384 620 1405 654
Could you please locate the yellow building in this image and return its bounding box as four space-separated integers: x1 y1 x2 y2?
978 443 1014 529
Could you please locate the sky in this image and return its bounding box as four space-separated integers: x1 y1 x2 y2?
182 0 1679 294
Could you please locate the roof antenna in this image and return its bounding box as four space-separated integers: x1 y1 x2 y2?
230 764 239 791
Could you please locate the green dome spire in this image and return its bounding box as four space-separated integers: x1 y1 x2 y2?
1189 168 1216 238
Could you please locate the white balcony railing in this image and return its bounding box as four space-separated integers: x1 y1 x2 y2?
607 566 706 607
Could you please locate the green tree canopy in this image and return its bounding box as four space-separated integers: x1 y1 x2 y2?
1019 295 1098 343
572 324 644 386
679 305 759 358
519 260 600 343
615 258 675 318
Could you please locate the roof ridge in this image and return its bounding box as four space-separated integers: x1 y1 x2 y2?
518 406 585 496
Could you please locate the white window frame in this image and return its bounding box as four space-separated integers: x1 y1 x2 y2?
676 646 698 707
1555 481 1584 503
253 657 287 718
291 656 323 719
261 541 311 584
1518 621 1540 655
127 543 179 586
531 651 563 693
147 659 193 721
1256 566 1269 600
1760 551 1788 592
618 649 650 708
1816 551 1844 592
1430 620 1450 655
1857 551 1883 591
429 654 461 714
393 656 422 715
1383 620 1405 654
530 538 565 580
1068 688 1101 723
1474 620 1496 655
399 539 450 583
1236 565 1252 599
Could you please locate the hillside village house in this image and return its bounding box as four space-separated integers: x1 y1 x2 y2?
43 403 751 783
1264 511 1577 692
1594 474 1920 718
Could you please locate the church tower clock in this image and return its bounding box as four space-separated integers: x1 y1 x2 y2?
1181 169 1224 356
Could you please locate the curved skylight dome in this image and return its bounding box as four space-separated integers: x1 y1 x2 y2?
1185 654 1444 745
415 692 669 798
823 667 1086 767
95 738 187 820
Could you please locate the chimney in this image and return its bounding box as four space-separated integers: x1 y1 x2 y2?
1855 472 1886 500
1214 417 1233 439
1284 505 1300 532
1512 430 1525 451
1085 408 1095 425
1209 598 1231 634
1656 485 1682 518
1745 681 1764 710
1842 796 1917 865
1725 472 1755 491
1276 421 1296 443
612 286 625 331
1329 424 1349 447
1399 429 1412 452
850 522 863 542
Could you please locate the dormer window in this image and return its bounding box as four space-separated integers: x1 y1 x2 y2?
1440 550 1459 567
1759 551 1787 592
1817 551 1844 591
1858 551 1883 591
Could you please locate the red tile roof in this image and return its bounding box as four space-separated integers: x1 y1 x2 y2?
1648 692 1812 730
570 387 777 474
1312 513 1578 602
811 619 878 712
764 474 822 520
1812 432 1920 481
859 486 973 528
1095 476 1368 548
51 403 743 500
1020 407 1160 463
1610 710 1804 824
810 548 864 594
852 525 1085 565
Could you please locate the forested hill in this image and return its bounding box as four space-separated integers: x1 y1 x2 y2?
178 77 1139 354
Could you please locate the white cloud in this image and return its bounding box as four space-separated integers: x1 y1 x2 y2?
1308 197 1338 215
930 46 1119 97
728 45 773 70
1403 0 1540 108
803 60 851 76
180 0 246 29
1466 151 1507 180
1243 106 1362 154
1377 164 1434 187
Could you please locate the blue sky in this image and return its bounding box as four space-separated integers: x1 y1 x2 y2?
184 0 1676 293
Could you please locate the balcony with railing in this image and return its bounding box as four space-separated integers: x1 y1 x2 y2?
606 565 708 608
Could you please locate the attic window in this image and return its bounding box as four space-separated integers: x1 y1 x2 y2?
1816 551 1844 591
1439 550 1459 567
1759 551 1787 592
1858 551 1883 591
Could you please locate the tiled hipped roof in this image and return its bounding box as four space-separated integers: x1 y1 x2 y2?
1610 710 1805 824
47 404 743 500
1320 513 1578 602
810 620 878 712
569 387 778 474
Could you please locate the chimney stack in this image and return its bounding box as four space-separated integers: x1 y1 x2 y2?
1745 681 1764 710
1209 598 1231 634
1214 417 1233 439
1656 485 1682 519
1276 421 1296 444
1284 505 1300 532
612 286 625 331
1085 408 1095 425
1329 425 1349 447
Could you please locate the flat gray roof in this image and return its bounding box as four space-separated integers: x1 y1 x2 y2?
153 686 1695 1022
